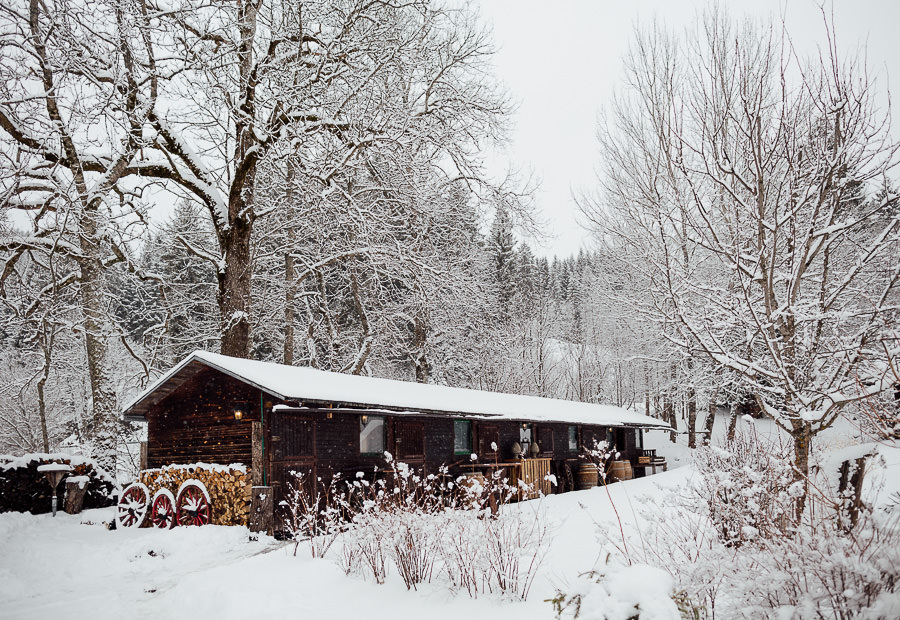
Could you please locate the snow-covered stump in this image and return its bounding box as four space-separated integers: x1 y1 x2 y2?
64 476 90 514
139 463 251 527
250 486 274 536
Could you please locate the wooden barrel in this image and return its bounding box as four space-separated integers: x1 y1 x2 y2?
576 462 599 490
607 460 633 482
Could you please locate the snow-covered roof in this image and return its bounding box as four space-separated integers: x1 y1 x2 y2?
124 350 670 429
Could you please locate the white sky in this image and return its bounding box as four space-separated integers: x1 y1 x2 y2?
478 0 900 259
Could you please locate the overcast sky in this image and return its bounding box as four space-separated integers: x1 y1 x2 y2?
477 0 900 259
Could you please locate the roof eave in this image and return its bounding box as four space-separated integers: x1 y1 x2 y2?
122 352 292 421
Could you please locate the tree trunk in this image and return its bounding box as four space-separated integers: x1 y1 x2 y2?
283 161 296 365
413 317 430 384
81 265 119 476
64 478 88 514
36 323 52 452
664 397 677 443
837 454 870 531
252 421 264 487
250 485 274 536
218 0 259 360
217 216 253 358
702 392 717 446
791 419 812 519
283 233 295 365
77 205 119 476
726 403 738 441
687 390 697 449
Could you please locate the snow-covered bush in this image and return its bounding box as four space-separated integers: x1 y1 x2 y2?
581 439 617 484
572 431 900 619
693 427 796 544
586 484 728 618
548 563 685 620
480 502 549 599
728 508 900 618
285 453 549 599
282 471 346 559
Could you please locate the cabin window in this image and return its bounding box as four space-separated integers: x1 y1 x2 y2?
453 420 472 455
568 426 578 452
359 415 386 455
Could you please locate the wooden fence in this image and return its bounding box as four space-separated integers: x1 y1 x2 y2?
518 458 551 500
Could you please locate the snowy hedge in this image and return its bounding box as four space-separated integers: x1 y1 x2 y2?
0 453 116 514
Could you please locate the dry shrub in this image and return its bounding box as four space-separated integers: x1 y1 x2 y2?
572 429 900 619
284 452 549 599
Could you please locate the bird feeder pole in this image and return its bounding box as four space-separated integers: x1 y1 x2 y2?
37 463 73 517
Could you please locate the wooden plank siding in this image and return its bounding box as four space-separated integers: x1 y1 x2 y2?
142 366 647 495
146 368 259 468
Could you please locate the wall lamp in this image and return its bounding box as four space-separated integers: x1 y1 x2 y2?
233 408 243 421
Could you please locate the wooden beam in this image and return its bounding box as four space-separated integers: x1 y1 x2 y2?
252 421 264 487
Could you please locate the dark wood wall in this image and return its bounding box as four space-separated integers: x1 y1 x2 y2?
146 368 259 468
144 368 645 485
264 412 639 478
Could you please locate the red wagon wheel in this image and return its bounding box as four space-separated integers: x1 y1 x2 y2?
150 488 177 529
176 479 211 526
117 482 150 528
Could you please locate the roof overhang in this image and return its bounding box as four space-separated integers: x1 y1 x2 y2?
122 351 674 431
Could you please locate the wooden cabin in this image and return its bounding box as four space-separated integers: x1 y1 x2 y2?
123 351 670 513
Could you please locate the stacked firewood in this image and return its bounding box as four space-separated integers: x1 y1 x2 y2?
0 454 116 514
139 464 252 526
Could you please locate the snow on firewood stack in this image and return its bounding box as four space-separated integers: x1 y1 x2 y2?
0 453 116 515
139 463 251 526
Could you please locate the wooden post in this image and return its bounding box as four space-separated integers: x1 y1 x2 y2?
139 441 148 472
252 421 264 487
250 485 274 536
64 477 89 514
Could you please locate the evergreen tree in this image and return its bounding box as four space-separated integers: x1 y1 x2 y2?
144 200 219 365
489 207 517 319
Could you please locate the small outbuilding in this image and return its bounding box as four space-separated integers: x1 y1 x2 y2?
123 351 669 519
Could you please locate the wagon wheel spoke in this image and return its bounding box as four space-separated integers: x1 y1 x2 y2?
176 480 211 526
151 490 176 529
116 483 150 528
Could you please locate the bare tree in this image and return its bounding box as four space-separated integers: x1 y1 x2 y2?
583 8 900 512
120 0 507 358
0 0 166 471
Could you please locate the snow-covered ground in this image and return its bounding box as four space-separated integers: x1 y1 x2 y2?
0 466 692 619
2 417 896 620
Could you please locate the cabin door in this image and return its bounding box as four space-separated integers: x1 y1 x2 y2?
392 419 425 468
268 412 316 525
476 423 500 461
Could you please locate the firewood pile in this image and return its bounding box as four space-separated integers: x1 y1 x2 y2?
0 453 116 515
139 463 251 526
